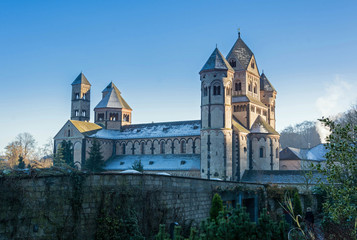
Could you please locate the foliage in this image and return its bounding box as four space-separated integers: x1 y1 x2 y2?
53 144 66 166
17 155 25 169
267 185 298 203
293 192 303 218
132 159 144 172
315 118 357 224
5 132 36 167
61 140 74 167
85 139 104 172
155 224 170 240
280 121 321 149
256 209 281 240
209 193 223 221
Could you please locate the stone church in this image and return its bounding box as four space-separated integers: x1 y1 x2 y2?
54 32 280 181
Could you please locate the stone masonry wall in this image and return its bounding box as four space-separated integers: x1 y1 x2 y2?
0 173 264 240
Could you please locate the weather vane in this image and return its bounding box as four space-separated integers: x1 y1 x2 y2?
238 28 241 37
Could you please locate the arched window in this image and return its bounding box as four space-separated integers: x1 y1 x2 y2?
68 129 70 137
235 82 242 91
248 83 252 92
75 110 79 117
180 141 186 154
229 59 236 68
75 93 80 99
259 147 265 158
251 62 255 69
82 110 86 117
276 147 279 158
213 85 221 95
109 113 118 121
254 84 257 94
141 142 145 154
160 142 165 154
122 143 126 154
204 87 208 96
83 94 86 100
123 114 130 122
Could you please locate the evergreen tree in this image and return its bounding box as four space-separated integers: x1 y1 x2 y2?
61 140 73 167
17 155 25 169
85 139 104 172
53 144 66 166
209 193 223 221
256 209 281 240
293 192 303 218
132 159 144 172
155 224 169 240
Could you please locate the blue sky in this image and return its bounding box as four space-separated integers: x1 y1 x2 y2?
0 0 356 151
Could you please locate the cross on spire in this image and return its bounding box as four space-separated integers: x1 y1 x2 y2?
238 28 241 37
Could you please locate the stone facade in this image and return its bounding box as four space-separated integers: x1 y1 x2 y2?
54 32 280 181
0 173 264 239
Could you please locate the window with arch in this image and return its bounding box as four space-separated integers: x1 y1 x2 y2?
248 83 252 92
141 142 145 154
82 110 86 117
160 142 165 154
109 113 118 121
83 94 86 100
254 84 257 94
67 129 71 137
122 143 126 154
75 93 80 99
180 141 186 154
235 82 242 91
204 87 208 96
213 85 221 95
229 59 236 67
75 110 79 117
251 62 255 69
98 113 104 121
276 147 279 158
123 114 130 122
259 147 265 158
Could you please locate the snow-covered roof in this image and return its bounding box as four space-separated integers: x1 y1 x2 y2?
90 120 201 140
226 35 254 70
200 47 234 72
250 116 279 135
280 144 327 161
104 154 201 171
94 82 132 110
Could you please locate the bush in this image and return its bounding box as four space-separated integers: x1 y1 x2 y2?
209 193 223 221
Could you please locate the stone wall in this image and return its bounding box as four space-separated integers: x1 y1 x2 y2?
0 173 264 240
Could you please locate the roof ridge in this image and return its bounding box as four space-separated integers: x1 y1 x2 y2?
200 47 234 72
226 36 254 70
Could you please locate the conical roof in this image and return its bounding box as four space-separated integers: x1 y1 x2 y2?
260 73 276 92
71 72 91 86
95 82 132 110
226 35 254 70
250 115 279 135
200 47 234 72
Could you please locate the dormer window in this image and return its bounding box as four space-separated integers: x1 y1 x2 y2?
229 59 236 68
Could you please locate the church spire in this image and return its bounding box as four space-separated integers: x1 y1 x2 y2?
200 47 233 73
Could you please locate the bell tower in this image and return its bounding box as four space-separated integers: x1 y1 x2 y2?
71 72 91 121
200 47 234 180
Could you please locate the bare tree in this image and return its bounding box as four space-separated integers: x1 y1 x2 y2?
5 132 37 167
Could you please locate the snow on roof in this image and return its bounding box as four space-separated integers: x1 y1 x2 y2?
90 120 201 140
306 144 327 161
104 154 201 171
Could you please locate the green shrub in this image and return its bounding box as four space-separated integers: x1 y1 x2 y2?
209 193 223 221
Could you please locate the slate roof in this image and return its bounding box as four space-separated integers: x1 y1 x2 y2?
104 154 201 171
70 120 102 133
90 120 201 140
260 73 276 92
280 144 327 161
241 170 326 184
232 117 250 133
250 116 279 135
227 35 254 70
71 73 91 86
232 95 267 108
95 82 132 110
200 47 234 72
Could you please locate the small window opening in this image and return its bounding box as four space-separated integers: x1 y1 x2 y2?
75 110 79 117
160 142 165 154
180 141 186 154
229 59 236 68
149 161 154 165
82 110 86 117
244 147 247 152
75 93 80 99
68 129 71 137
276 147 279 158
260 147 265 158
141 142 145 154
109 113 118 121
120 162 124 165
254 84 257 94
98 113 104 121
213 86 221 95
251 62 255 69
248 83 252 92
214 172 219 177
180 160 186 165
123 114 130 122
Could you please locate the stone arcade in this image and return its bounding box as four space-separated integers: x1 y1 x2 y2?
54 32 280 180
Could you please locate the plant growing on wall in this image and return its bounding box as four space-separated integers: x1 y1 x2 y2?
85 139 104 172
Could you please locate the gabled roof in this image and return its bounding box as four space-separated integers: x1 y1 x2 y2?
232 117 250 133
260 73 276 92
70 120 102 133
95 82 132 110
200 47 234 72
104 154 200 171
71 73 91 86
226 35 254 70
280 144 327 161
250 115 279 135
